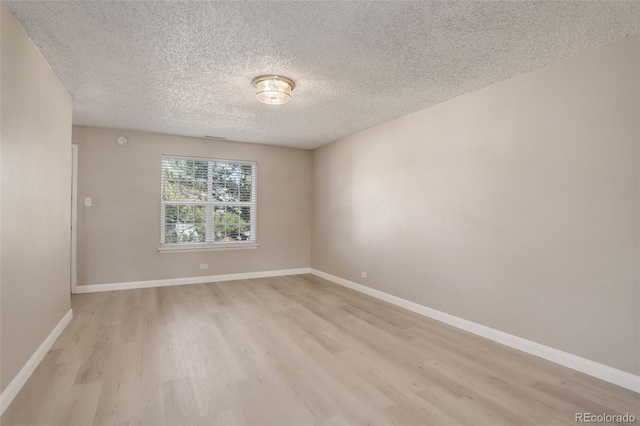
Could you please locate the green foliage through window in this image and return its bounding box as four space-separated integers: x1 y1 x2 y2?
161 156 256 245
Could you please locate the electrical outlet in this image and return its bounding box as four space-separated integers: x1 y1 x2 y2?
84 197 92 207
199 264 208 270
361 272 368 278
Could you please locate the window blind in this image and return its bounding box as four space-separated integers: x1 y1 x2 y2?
160 155 257 247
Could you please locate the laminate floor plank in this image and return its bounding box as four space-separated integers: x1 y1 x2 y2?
2 274 638 426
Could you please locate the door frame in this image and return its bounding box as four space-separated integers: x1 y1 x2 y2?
71 144 78 294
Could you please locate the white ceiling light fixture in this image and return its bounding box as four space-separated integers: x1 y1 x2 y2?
252 75 295 105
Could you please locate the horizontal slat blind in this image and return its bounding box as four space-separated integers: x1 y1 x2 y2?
161 155 257 245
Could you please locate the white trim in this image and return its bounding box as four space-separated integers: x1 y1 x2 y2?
0 309 73 415
162 154 256 166
74 268 311 294
158 242 258 253
70 144 78 294
310 269 640 394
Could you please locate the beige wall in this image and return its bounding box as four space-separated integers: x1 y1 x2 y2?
1 3 73 392
73 126 311 286
312 35 640 375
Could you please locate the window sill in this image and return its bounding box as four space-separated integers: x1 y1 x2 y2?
158 243 258 253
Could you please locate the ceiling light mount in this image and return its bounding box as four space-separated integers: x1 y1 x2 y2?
252 75 295 105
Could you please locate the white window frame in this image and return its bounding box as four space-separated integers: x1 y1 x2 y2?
159 155 258 253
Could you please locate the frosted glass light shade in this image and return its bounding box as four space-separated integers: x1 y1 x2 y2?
252 75 295 105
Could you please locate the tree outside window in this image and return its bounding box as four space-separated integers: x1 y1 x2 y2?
161 156 256 247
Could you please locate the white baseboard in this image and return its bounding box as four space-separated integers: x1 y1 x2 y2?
310 268 640 394
74 268 312 294
0 309 73 415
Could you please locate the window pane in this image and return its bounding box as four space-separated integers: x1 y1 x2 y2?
214 206 251 241
164 225 178 244
165 205 177 224
164 204 206 243
163 158 208 201
178 205 194 222
211 162 253 202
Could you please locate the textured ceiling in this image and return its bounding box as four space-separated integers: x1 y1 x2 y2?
5 1 640 149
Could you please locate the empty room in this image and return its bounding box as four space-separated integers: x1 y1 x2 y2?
1 1 639 425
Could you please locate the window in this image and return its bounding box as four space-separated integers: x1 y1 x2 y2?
160 155 257 251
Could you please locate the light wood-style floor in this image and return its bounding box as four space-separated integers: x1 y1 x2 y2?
2 274 638 426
